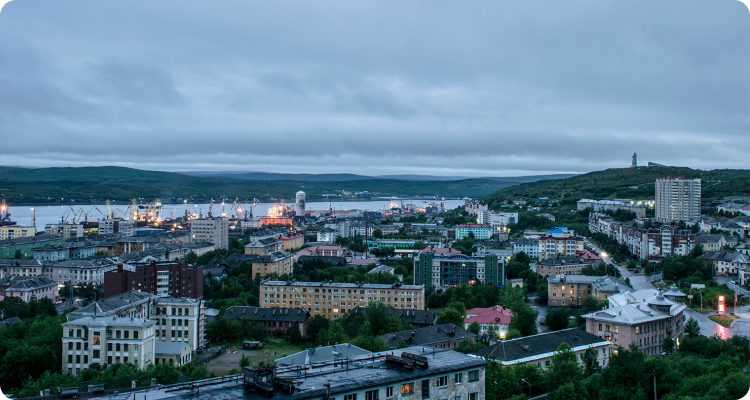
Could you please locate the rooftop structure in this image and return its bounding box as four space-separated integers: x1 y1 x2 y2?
381 323 476 349
275 343 371 367
471 328 611 369
349 307 436 328
583 288 687 355
536 255 597 277
0 275 58 303
547 274 632 308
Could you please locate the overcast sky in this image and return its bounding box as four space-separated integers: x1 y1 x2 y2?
0 0 747 177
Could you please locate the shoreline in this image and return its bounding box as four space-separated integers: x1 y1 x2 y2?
7 198 463 207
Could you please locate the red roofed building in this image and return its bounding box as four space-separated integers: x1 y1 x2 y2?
276 232 304 250
464 305 515 338
419 246 461 254
294 245 353 261
575 249 602 263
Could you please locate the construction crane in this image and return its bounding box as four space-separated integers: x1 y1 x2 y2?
220 200 228 218
82 206 104 223
105 200 115 219
60 206 76 223
126 199 138 221
250 198 260 218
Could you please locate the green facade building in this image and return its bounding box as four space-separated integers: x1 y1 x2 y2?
414 249 504 290
0 233 65 258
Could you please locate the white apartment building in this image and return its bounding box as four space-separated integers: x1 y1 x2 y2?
477 210 518 230
61 316 156 375
68 290 207 350
45 223 84 240
511 238 540 259
152 297 206 350
316 228 338 243
98 218 134 236
655 177 701 223
190 217 229 250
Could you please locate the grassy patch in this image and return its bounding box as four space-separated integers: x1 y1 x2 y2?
688 305 715 312
708 314 736 328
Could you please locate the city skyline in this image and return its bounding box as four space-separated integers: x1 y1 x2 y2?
0 0 747 176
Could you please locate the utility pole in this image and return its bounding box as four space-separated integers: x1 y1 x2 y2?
653 367 657 400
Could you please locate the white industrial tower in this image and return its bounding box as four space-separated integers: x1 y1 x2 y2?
296 191 306 217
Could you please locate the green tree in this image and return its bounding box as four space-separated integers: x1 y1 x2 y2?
467 321 481 335
372 229 383 239
239 354 251 369
509 303 538 337
685 317 700 338
555 382 585 400
13 249 22 259
545 308 570 331
306 314 330 341
581 347 600 376
436 307 464 326
662 337 674 354
286 322 303 344
547 343 581 392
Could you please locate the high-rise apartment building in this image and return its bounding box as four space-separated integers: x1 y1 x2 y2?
103 261 203 299
655 177 701 223
190 216 229 250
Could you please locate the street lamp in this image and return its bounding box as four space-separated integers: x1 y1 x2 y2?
521 379 531 398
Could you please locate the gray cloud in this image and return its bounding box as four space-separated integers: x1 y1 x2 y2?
0 0 746 176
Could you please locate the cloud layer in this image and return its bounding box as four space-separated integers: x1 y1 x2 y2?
0 0 747 176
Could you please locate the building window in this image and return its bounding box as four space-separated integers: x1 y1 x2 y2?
422 379 430 398
437 376 448 387
386 387 394 398
455 373 462 384
468 370 479 382
344 395 357 400
469 394 477 400
401 382 414 395
365 390 379 400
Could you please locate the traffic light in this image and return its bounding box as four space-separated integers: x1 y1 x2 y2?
718 295 725 313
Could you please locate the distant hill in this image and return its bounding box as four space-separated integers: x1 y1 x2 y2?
0 166 532 204
182 171 576 182
182 171 373 182
481 167 750 206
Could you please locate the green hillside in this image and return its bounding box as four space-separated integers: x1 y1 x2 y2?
481 167 750 206
0 166 520 204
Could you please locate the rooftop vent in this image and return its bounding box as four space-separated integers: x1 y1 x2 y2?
521 345 530 351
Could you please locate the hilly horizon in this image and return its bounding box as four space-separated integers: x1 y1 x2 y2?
481 166 750 206
0 165 570 204
181 170 577 182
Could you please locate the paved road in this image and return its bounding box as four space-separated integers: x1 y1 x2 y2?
584 238 747 339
